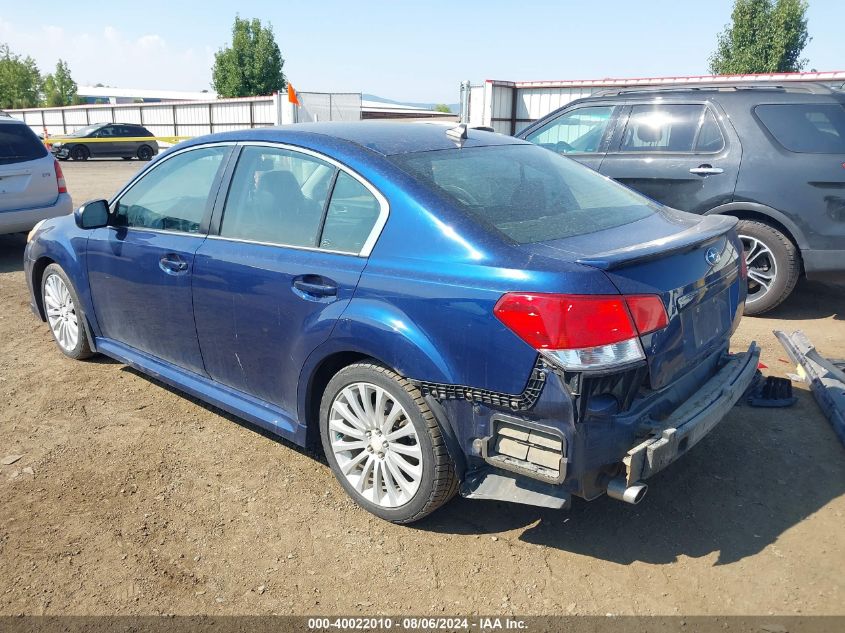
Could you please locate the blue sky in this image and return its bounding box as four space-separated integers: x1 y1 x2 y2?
1 0 842 103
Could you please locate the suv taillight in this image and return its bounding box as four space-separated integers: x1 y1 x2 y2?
54 159 67 194
494 293 668 371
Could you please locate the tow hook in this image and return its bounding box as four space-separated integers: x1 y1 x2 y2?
606 477 648 504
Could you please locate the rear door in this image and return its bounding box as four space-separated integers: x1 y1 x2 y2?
521 104 622 171
0 122 57 213
599 102 741 213
87 144 232 373
750 101 845 252
192 143 385 415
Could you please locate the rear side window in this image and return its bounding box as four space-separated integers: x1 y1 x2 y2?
320 172 381 253
391 144 657 243
755 104 845 153
620 104 719 153
0 124 48 165
220 146 335 247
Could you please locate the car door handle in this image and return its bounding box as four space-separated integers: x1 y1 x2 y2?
159 254 189 275
293 277 338 298
689 165 724 176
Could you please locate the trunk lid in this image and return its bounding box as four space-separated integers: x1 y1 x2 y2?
525 210 744 389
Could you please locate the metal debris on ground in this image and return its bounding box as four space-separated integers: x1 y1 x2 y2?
775 329 845 446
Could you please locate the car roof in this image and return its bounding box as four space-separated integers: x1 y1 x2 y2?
185 121 527 156
581 82 845 103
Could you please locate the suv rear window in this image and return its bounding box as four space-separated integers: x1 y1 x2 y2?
390 144 657 243
755 104 845 153
0 124 48 165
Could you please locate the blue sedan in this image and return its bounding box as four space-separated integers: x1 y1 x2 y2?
24 122 759 523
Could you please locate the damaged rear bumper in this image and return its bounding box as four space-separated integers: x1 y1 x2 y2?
459 342 759 509
618 342 759 487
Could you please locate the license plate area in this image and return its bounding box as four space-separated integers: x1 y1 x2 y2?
683 289 731 349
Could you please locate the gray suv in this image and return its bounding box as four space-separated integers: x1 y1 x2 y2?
518 83 845 315
0 112 72 235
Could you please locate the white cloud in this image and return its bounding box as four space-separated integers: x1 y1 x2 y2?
0 21 213 91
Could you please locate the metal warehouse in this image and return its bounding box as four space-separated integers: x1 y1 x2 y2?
462 70 845 134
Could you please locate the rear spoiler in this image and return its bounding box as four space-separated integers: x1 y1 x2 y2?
576 214 737 270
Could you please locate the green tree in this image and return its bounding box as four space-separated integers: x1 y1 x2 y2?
709 0 810 74
42 59 78 106
433 104 452 113
0 43 42 108
212 16 286 97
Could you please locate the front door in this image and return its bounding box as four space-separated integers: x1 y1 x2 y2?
598 102 741 213
192 144 385 415
86 144 231 373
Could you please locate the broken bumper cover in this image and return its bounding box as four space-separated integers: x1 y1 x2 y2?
620 342 760 486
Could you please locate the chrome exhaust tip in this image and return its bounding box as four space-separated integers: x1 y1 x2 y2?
606 477 648 505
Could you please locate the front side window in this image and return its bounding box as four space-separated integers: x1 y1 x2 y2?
755 103 845 153
620 104 708 153
220 146 335 247
524 106 614 154
391 144 657 243
114 146 228 232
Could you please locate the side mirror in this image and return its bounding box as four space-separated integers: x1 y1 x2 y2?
74 199 110 229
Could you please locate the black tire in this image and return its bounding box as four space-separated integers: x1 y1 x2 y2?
137 145 153 161
40 264 94 360
70 145 90 161
736 219 800 316
319 362 458 523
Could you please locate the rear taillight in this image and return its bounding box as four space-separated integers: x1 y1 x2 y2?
494 293 669 371
54 159 67 194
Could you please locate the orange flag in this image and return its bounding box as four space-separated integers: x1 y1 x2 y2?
287 83 300 106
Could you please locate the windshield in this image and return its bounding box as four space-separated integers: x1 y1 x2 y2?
390 144 657 243
67 124 105 137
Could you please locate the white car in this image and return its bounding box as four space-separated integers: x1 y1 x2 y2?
0 112 72 234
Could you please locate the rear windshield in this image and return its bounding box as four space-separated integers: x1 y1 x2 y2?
0 123 48 165
389 144 657 243
755 103 845 153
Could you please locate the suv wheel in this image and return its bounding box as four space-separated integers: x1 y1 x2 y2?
137 145 153 161
320 362 458 523
736 220 800 316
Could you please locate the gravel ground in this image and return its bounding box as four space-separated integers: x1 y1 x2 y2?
0 160 843 616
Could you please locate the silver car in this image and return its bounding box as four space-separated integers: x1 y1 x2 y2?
0 112 72 234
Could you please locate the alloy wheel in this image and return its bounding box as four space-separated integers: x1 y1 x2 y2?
44 273 79 352
739 234 778 306
328 382 423 508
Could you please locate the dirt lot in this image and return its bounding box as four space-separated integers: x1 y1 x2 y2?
0 160 843 616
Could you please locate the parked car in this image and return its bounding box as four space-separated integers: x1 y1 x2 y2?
51 122 158 162
518 83 845 315
0 111 72 235
25 122 757 523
